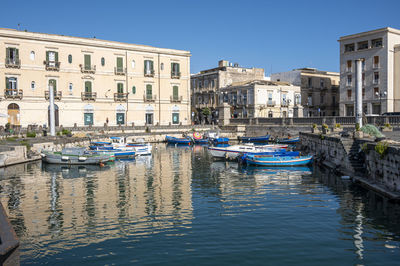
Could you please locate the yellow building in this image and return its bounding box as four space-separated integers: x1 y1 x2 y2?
0 28 191 127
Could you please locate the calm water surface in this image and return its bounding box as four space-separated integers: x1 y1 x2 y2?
0 144 400 265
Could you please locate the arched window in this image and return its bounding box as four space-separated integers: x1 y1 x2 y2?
31 81 35 90
8 103 19 110
131 60 135 68
30 51 35 61
160 63 164 70
101 57 105 66
85 81 92 93
68 54 72 64
132 86 136 94
69 83 73 92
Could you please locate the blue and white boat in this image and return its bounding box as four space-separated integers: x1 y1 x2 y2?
212 137 229 146
208 143 293 160
239 135 270 143
165 136 192 145
276 137 300 144
242 154 313 166
90 137 152 156
90 149 135 160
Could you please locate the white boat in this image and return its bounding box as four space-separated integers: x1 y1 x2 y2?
208 143 287 160
91 137 152 156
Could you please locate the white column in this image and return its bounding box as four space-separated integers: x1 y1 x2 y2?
49 84 56 136
355 59 363 128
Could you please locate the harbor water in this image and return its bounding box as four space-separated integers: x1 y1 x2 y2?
1 144 400 265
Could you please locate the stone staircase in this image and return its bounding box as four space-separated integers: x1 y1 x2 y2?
341 138 367 175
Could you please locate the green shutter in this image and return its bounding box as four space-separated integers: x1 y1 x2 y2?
146 84 152 98
150 60 154 72
55 52 58 62
85 81 92 93
171 63 174 75
6 48 10 59
132 86 136 94
177 63 180 74
84 54 91 69
117 57 123 68
6 77 9 90
144 60 148 74
46 51 49 61
173 86 178 99
15 48 19 59
117 83 123 93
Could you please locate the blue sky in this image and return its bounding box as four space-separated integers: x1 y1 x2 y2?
2 0 400 75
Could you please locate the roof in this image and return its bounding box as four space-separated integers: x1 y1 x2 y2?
0 27 191 57
228 80 292 87
338 27 400 42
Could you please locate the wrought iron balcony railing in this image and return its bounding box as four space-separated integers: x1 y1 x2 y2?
44 61 60 71
143 94 157 102
114 93 128 102
114 67 126 75
81 92 97 101
170 95 182 102
144 70 155 77
171 72 181 79
4 89 23 99
267 100 275 107
80 64 96 74
45 91 62 100
5 58 21 68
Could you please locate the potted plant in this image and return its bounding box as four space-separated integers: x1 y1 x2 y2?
333 123 342 132
381 123 393 132
322 123 329 134
353 123 364 138
311 123 319 133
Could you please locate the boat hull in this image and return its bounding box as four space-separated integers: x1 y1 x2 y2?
42 152 112 165
244 155 313 166
239 135 270 143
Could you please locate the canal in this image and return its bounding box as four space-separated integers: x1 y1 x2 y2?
0 144 400 265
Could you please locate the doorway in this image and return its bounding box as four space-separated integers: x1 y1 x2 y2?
7 103 20 126
145 113 153 125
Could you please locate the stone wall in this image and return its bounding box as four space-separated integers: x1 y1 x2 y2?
0 146 28 167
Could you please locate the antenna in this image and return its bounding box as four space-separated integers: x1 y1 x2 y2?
17 23 20 30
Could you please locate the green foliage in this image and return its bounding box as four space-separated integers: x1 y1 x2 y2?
312 123 317 129
26 131 36 138
384 123 392 129
202 107 211 116
191 128 195 132
322 123 328 129
361 143 368 153
335 123 341 128
19 140 31 151
361 124 384 138
355 123 361 131
319 134 325 140
57 132 61 136
375 141 388 159
61 129 71 135
6 137 17 141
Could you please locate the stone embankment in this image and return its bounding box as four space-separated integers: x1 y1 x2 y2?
300 132 400 200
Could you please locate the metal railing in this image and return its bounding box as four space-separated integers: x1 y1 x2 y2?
170 95 183 102
5 58 21 68
80 65 96 74
81 92 97 101
143 94 157 102
4 89 23 99
114 93 128 102
144 70 155 77
267 100 275 107
171 72 181 79
45 91 62 100
114 67 126 75
44 60 60 71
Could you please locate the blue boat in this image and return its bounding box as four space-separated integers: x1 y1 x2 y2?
194 138 209 145
276 137 300 144
165 136 192 145
212 137 229 145
91 149 135 160
242 154 313 166
239 135 270 143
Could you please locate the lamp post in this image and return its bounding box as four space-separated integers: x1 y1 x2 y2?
375 91 387 115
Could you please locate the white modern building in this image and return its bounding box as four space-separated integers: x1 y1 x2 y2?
338 27 400 116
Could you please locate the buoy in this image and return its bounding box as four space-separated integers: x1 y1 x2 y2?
99 162 105 167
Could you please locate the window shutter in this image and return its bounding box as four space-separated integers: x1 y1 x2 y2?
6 48 10 59
85 81 92 92
132 86 136 94
84 54 91 69
173 86 178 99
6 77 9 90
177 63 180 74
15 48 19 59
171 63 174 75
144 60 148 74
117 57 123 68
118 83 123 93
55 52 59 62
150 61 154 72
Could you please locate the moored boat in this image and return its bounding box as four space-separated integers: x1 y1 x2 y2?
242 154 313 166
41 148 114 165
165 136 192 145
208 144 294 160
90 149 135 160
276 137 300 144
239 135 270 143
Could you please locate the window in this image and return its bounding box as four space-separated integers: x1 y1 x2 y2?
69 83 73 93
320 94 324 103
146 84 152 99
5 77 18 95
307 96 312 106
371 38 383 48
346 60 352 72
31 81 35 90
347 75 352 86
131 60 135 68
101 57 105 66
357 41 368 50
205 80 209 88
362 88 365 97
199 81 203 88
344 43 355 52
332 96 336 105
116 57 123 72
373 72 379 84
84 54 91 70
46 51 58 62
84 113 93 125
6 47 19 65
160 63 164 70
172 113 179 124
116 112 125 125
320 78 324 88
268 93 273 101
144 60 154 76
117 83 124 93
347 89 352 99
374 87 379 97
132 86 136 94
373 56 379 68
308 77 312 87
211 79 215 88
361 59 365 71
68 54 72 64
362 73 365 86
85 81 92 93
171 62 180 78
30 51 35 61
173 85 179 100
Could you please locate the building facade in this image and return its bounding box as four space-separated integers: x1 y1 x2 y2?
0 28 191 127
338 27 400 116
191 60 264 123
271 68 339 117
219 80 302 118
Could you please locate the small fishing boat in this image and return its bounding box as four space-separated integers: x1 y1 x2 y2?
212 137 229 145
194 138 209 145
208 144 293 160
239 135 270 143
90 149 135 160
90 137 152 156
242 154 313 166
41 148 114 165
276 137 300 144
165 136 192 145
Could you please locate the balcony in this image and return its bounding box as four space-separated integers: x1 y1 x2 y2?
114 93 128 102
143 94 157 102
373 79 379 85
170 95 183 103
81 92 97 101
4 89 23 99
80 64 96 74
171 72 181 79
44 60 60 71
267 100 276 107
5 58 21 68
373 63 380 69
45 91 62 100
114 67 126 75
144 70 155 77
281 101 289 107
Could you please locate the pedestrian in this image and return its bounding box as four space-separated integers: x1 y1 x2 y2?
106 117 109 125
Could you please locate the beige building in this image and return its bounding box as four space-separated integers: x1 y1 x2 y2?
0 28 191 127
338 27 400 116
219 80 302 118
271 68 340 117
191 60 265 123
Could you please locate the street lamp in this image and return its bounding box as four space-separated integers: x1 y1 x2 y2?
375 91 387 115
